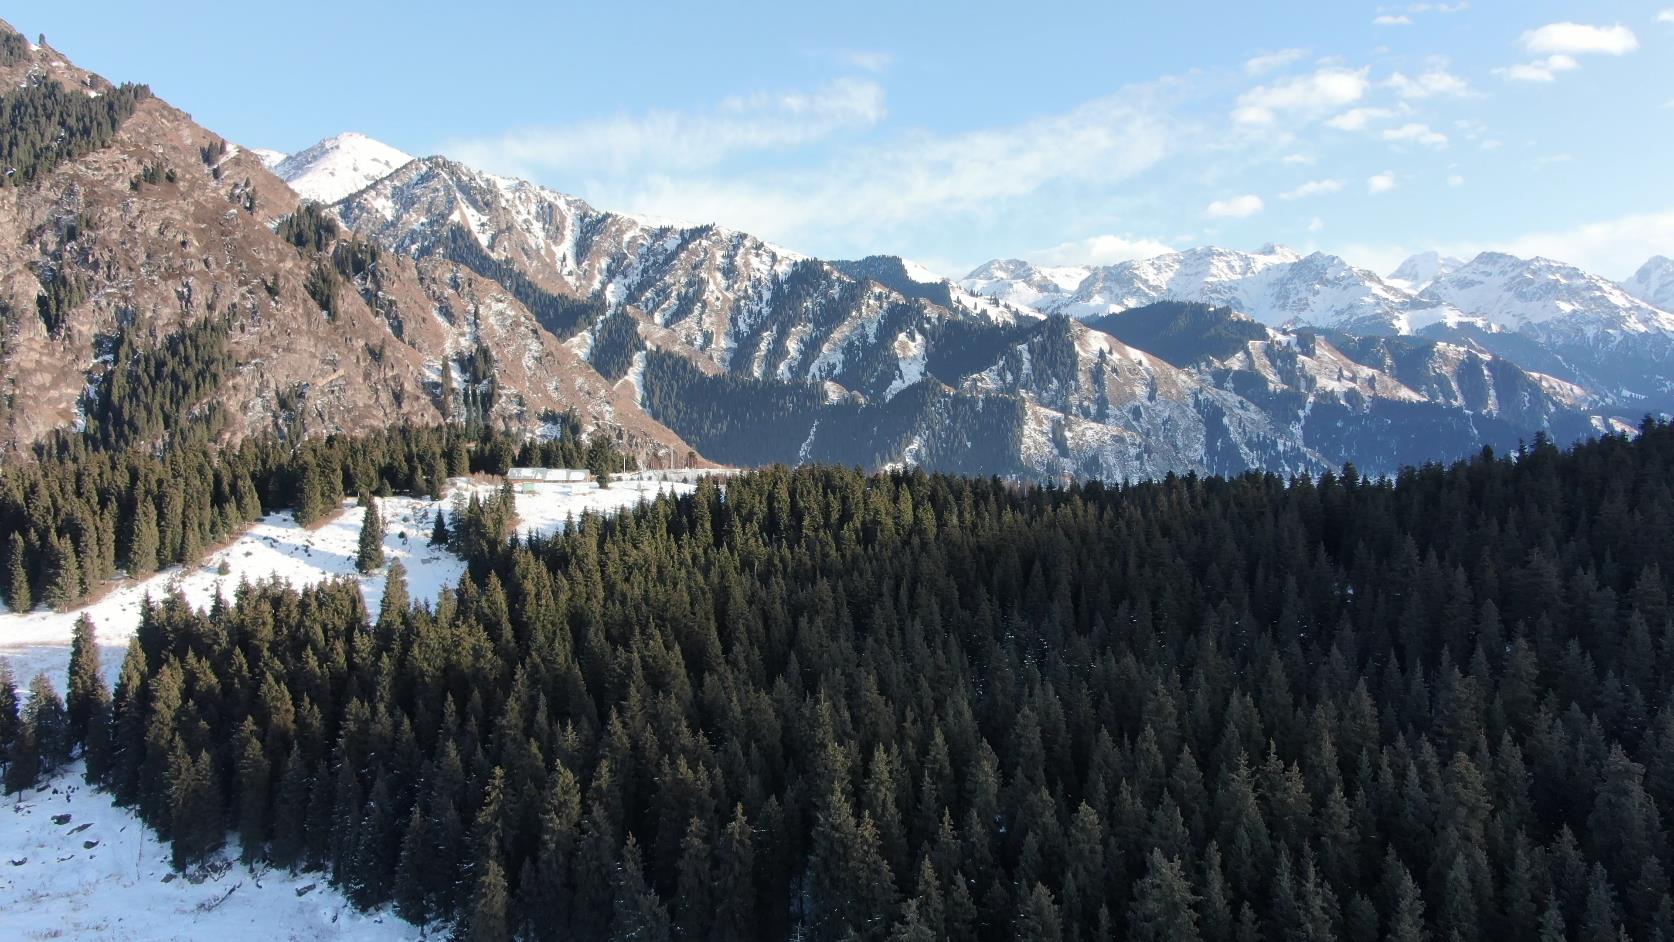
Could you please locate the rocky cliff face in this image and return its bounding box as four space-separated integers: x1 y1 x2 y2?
0 24 690 461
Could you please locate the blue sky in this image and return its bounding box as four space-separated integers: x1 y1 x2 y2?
28 2 1674 278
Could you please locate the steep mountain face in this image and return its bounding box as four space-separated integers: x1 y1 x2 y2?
273 132 413 203
2 21 1656 482
966 245 1440 334
960 258 1089 313
1415 253 1674 411
1386 251 1464 292
1623 256 1674 312
0 27 688 460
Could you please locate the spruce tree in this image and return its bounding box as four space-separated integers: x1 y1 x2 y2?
126 495 159 576
43 533 84 610
4 531 31 611
66 614 107 743
470 855 511 942
1128 849 1201 942
430 507 450 547
0 663 18 759
356 498 385 573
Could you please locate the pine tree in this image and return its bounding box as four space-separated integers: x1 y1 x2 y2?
66 614 108 745
611 835 672 942
378 559 408 632
235 718 270 863
4 531 31 611
356 498 385 573
430 507 450 547
168 745 222 868
714 803 757 940
125 495 159 577
0 663 18 760
43 533 84 610
674 817 713 940
469 855 512 942
1015 882 1064 942
1129 849 1202 942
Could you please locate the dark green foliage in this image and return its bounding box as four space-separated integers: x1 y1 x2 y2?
67 418 1674 940
356 498 385 573
304 262 338 320
589 309 645 383
5 673 70 792
83 319 235 451
277 202 340 254
1083 301 1268 368
34 266 86 335
432 224 605 339
0 78 150 187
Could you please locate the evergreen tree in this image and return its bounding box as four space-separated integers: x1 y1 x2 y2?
1128 849 1201 942
4 531 30 611
356 498 385 573
125 495 159 577
469 855 511 942
66 614 108 746
430 507 451 547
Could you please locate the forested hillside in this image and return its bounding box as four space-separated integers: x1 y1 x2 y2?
8 421 1674 941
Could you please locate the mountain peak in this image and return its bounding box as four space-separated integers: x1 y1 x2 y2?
1622 255 1674 312
272 132 413 204
1387 251 1464 291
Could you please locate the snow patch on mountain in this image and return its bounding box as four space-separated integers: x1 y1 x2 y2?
273 132 414 204
1622 256 1674 312
1419 252 1674 338
1387 251 1465 291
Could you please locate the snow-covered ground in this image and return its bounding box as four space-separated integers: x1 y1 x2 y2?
0 762 419 941
0 476 695 689
0 474 699 939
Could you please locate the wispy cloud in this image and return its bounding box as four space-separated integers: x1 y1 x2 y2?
1205 194 1265 218
1382 122 1448 148
1029 234 1176 266
1447 173 1465 186
1373 15 1412 26
443 78 886 178
1368 172 1397 194
1243 49 1308 76
1325 107 1394 131
568 81 1179 254
838 50 895 73
1387 67 1473 98
1659 10 1674 24
1233 67 1370 125
1496 54 1578 83
1279 179 1344 200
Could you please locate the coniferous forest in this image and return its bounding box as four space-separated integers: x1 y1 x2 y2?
5 420 1674 941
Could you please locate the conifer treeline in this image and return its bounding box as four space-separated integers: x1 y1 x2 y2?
0 422 626 613
41 421 1674 941
0 76 150 187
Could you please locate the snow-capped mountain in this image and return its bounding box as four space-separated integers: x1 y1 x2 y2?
966 245 1432 334
272 132 413 203
1623 256 1674 312
961 258 1090 312
1387 251 1464 292
247 146 287 170
1417 252 1674 341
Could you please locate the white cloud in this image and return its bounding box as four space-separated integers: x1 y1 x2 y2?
1307 217 1325 232
1326 107 1394 131
1244 48 1308 75
1373 15 1412 26
1387 68 1474 99
560 84 1177 254
1496 54 1579 82
443 77 886 177
1233 67 1370 125
839 50 895 72
1368 172 1397 194
1282 153 1316 165
1498 23 1635 84
1520 22 1639 56
1401 208 1674 278
1382 122 1449 148
1660 10 1674 24
1279 179 1344 200
1205 194 1265 218
1030 234 1176 266
1447 173 1465 187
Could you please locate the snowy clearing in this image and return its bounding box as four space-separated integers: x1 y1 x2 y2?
0 761 420 941
0 474 699 940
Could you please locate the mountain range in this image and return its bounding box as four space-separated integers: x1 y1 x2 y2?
4 20 1671 481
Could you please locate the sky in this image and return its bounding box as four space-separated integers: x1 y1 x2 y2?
26 2 1674 279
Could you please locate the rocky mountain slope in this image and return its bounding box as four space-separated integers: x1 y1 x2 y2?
2 19 1660 481
0 24 689 462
